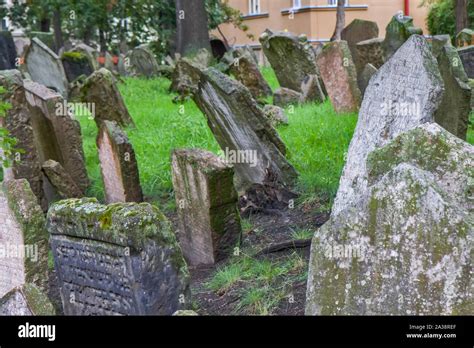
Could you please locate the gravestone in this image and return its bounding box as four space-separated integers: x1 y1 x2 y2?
317 40 361 113
192 66 298 192
24 38 69 98
0 284 54 315
300 74 325 104
355 37 385 73
383 13 423 61
171 149 241 266
72 43 99 70
306 123 473 315
125 45 160 78
97 120 143 203
13 36 30 59
47 198 190 315
332 35 444 216
458 46 474 78
432 38 471 140
61 51 94 82
341 19 379 74
263 105 288 127
42 159 84 199
80 68 135 127
0 31 17 70
456 28 474 47
358 63 377 96
273 87 302 107
28 32 56 52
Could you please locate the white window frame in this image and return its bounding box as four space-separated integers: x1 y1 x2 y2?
328 0 349 5
293 0 302 9
249 0 261 15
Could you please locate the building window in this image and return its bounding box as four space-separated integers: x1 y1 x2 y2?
249 0 260 14
293 0 302 8
328 0 349 5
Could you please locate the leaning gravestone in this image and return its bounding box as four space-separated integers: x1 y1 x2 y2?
383 12 422 61
317 40 361 113
171 149 242 266
61 51 94 82
0 31 17 70
306 123 473 315
332 35 444 216
97 120 143 203
125 45 160 78
24 38 69 98
458 46 474 78
42 159 84 199
80 68 135 127
47 198 190 315
192 66 298 191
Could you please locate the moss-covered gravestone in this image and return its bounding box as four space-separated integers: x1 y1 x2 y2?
171 149 241 266
0 31 17 70
383 12 422 61
458 46 474 79
72 43 99 71
125 44 159 78
306 123 473 315
47 198 190 315
456 28 474 48
97 120 143 204
61 51 94 82
316 40 361 113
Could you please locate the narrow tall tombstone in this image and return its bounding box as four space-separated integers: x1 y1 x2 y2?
97 120 143 203
383 13 423 61
47 198 190 315
192 66 298 192
24 38 69 98
0 31 17 70
458 46 474 78
171 149 241 266
317 40 361 113
332 35 444 216
80 68 135 128
125 45 160 78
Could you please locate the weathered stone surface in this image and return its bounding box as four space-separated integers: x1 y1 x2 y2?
355 37 385 73
42 159 84 199
97 120 143 204
192 66 298 191
0 31 17 70
47 198 190 315
341 19 379 74
273 87 302 107
263 105 288 127
171 149 241 266
80 68 135 127
125 44 160 78
260 29 319 92
0 288 32 315
383 13 423 61
317 40 361 113
458 46 474 78
432 38 471 140
332 35 444 216
61 51 94 82
169 58 203 97
0 284 54 315
72 43 99 71
306 123 473 315
358 63 377 96
28 32 56 52
456 28 474 47
24 38 69 98
13 36 30 58
300 74 325 104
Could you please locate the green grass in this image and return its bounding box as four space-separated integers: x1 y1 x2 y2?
290 228 315 240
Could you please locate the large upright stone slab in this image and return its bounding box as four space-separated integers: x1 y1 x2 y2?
97 120 143 203
80 68 135 127
383 13 423 61
72 43 99 70
125 45 160 78
171 149 241 266
47 198 190 315
24 38 69 98
192 66 298 191
61 51 94 82
355 37 385 73
317 40 361 113
332 35 444 216
260 30 319 92
458 46 474 78
306 123 473 315
0 31 17 70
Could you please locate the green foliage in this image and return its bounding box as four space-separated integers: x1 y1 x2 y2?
426 0 474 39
0 87 18 169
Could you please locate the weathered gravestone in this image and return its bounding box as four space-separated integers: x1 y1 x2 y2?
61 51 94 82
125 45 160 78
341 19 379 74
456 28 474 47
306 123 473 315
0 31 17 70
42 159 84 199
332 35 444 216
97 120 143 204
0 283 55 315
80 68 135 127
24 38 69 98
273 87 302 107
383 12 423 61
72 43 99 71
191 66 298 192
432 36 471 140
358 63 377 96
47 198 190 315
263 105 288 127
317 40 361 113
171 149 241 266
458 46 474 78
355 37 385 73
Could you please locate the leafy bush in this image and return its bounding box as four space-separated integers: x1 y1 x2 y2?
426 0 474 39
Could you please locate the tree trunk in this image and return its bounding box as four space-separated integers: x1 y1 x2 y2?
455 0 469 34
52 7 64 53
175 0 211 56
330 0 346 41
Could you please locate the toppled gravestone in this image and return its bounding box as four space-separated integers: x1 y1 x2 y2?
458 46 474 78
383 13 423 61
191 66 298 191
306 123 473 315
80 68 135 127
432 36 471 140
24 38 69 98
456 28 474 47
316 40 361 113
47 198 190 315
61 51 94 82
332 35 444 216
171 149 241 266
0 31 17 70
125 44 160 78
97 120 143 203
